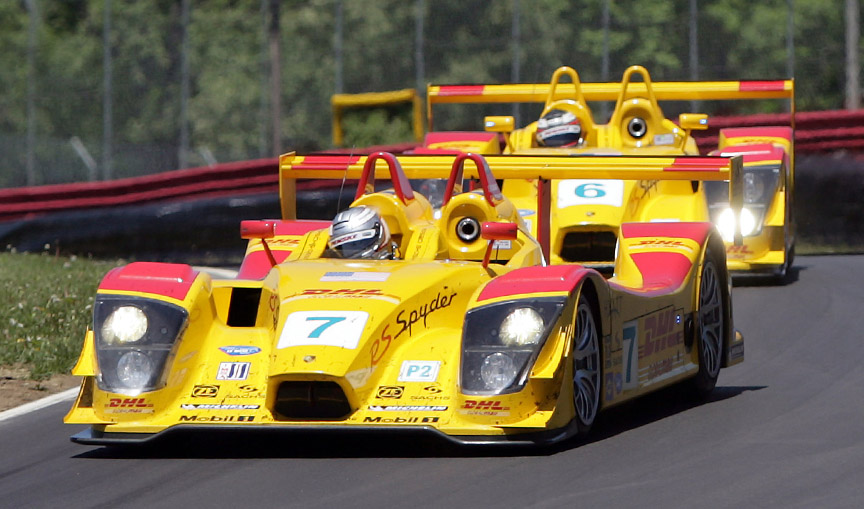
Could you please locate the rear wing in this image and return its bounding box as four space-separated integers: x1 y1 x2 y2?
279 152 744 258
427 79 794 129
331 89 424 147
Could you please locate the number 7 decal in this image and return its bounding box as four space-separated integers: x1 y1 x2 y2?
278 311 368 349
622 320 639 390
305 316 346 338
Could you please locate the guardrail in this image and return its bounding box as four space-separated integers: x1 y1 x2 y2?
1 109 861 224
694 109 864 153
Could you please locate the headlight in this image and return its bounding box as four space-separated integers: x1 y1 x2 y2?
499 307 545 346
93 295 188 394
461 298 564 395
101 306 148 344
716 207 759 241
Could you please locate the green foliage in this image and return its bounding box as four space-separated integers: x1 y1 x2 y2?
0 0 856 186
0 251 122 379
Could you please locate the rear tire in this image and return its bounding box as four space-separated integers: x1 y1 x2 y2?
572 294 601 433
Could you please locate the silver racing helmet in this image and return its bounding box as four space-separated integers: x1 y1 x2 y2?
327 206 394 259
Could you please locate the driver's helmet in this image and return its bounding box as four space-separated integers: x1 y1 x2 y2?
536 108 584 147
328 206 393 259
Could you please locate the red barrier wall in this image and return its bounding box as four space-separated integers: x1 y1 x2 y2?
1 110 861 222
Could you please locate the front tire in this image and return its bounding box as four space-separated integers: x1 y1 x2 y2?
691 244 727 396
572 294 601 433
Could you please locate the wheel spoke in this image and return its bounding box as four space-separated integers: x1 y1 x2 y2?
573 300 600 428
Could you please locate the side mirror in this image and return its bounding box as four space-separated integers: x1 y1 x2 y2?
240 220 277 267
481 222 518 269
240 220 276 240
484 116 515 133
678 113 709 131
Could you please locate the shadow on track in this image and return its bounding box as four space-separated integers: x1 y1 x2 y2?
72 385 764 460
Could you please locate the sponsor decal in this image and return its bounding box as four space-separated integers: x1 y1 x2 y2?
398 360 441 383
320 271 391 282
283 288 400 305
726 244 754 255
632 239 693 252
105 397 154 414
180 404 259 410
217 362 251 381
462 400 509 410
179 415 256 422
394 292 457 339
557 179 624 208
191 385 220 398
653 133 676 146
278 310 368 349
362 416 440 424
460 399 510 416
639 308 683 359
492 240 511 250
368 405 447 411
376 386 404 399
237 384 258 393
219 345 261 356
422 384 443 394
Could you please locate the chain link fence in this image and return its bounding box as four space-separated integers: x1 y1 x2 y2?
0 0 853 188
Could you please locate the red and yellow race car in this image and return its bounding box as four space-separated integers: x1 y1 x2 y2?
422 66 795 279
66 151 744 446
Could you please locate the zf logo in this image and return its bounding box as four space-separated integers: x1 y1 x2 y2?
376 386 404 399
191 385 220 398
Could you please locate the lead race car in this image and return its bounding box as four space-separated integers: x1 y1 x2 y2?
423 65 795 279
66 151 744 446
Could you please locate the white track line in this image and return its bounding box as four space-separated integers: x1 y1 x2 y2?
0 387 79 424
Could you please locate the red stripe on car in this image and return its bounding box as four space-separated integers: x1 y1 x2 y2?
477 265 590 301
99 262 199 300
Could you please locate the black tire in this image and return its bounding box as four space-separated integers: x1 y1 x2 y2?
572 293 601 433
690 244 728 396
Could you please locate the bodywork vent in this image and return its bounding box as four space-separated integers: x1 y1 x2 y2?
273 381 352 420
559 231 618 263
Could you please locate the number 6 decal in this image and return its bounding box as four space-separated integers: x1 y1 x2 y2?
278 311 368 349
558 179 624 208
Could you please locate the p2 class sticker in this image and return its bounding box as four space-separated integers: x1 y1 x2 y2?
397 360 441 382
278 310 369 349
557 179 625 208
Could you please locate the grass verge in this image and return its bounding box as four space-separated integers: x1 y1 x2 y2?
0 251 123 379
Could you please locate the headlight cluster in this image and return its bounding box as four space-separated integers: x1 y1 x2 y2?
93 295 188 394
461 298 564 395
704 164 781 241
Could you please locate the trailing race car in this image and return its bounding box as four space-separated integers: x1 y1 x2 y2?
66 151 744 446
423 66 795 279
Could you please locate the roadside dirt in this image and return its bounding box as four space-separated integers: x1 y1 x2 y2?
0 365 79 413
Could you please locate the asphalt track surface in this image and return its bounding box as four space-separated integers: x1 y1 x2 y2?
2 255 863 508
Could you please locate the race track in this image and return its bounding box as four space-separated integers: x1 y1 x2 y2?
2 255 863 508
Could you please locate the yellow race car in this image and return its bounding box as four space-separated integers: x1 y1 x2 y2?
424 66 795 278
66 151 744 446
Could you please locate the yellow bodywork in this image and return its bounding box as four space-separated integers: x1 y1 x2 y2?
424 65 795 275
66 152 744 445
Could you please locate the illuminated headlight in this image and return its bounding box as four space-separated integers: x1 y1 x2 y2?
101 306 148 344
93 295 188 394
717 207 758 242
461 298 564 395
499 308 545 346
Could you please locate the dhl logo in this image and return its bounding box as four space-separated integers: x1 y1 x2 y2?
108 398 153 408
463 400 510 410
302 288 384 296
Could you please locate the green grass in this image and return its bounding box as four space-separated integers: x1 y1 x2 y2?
0 251 123 379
